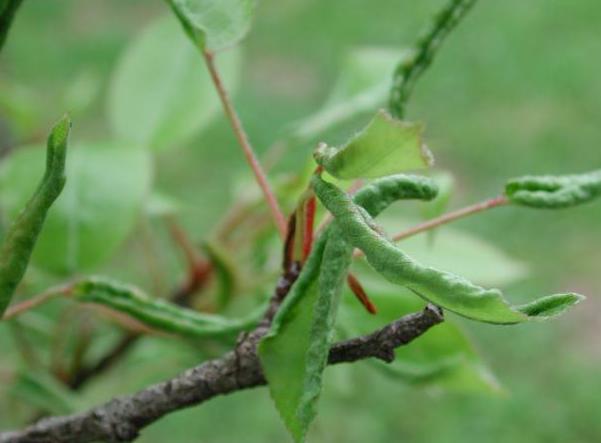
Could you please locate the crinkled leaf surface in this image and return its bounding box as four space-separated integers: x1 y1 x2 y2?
314 110 433 180
338 287 500 394
312 175 584 324
505 169 601 209
259 175 439 442
0 142 152 274
165 0 256 51
259 231 353 442
293 48 406 140
107 15 240 150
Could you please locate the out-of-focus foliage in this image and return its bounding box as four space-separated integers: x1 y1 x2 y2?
108 15 240 150
0 141 152 274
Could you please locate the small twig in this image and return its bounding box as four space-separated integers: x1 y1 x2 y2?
165 216 213 306
353 195 509 258
2 284 73 321
203 50 287 239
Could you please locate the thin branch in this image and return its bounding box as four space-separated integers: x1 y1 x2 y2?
0 305 443 443
2 284 72 321
203 50 287 239
354 195 509 258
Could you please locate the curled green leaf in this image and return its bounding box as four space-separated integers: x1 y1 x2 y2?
505 169 601 209
314 110 433 180
389 0 478 118
312 174 584 324
0 115 70 317
259 174 438 442
73 277 262 338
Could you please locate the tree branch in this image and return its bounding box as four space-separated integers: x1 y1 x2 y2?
0 305 443 443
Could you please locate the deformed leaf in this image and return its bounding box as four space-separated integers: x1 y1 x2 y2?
164 0 256 51
312 175 585 324
0 141 152 274
107 16 240 150
73 276 263 338
0 116 69 317
505 169 601 209
314 110 433 180
259 235 327 442
259 175 439 442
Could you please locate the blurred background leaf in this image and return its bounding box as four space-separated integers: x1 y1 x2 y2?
107 15 240 151
0 142 152 274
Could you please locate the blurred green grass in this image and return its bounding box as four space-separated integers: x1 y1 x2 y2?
1 1 600 442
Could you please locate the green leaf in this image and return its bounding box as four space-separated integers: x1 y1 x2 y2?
10 369 82 415
338 289 501 394
107 15 240 150
0 116 69 317
0 141 152 274
258 235 332 442
164 0 256 51
259 175 439 442
145 190 182 217
314 110 433 180
293 47 406 140
505 169 601 209
73 277 262 338
312 175 585 324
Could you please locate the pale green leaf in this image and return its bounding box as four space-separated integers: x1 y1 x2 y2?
10 369 82 415
107 15 240 150
338 289 501 394
165 0 256 51
145 191 182 217
0 142 152 274
293 47 406 140
314 110 433 180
